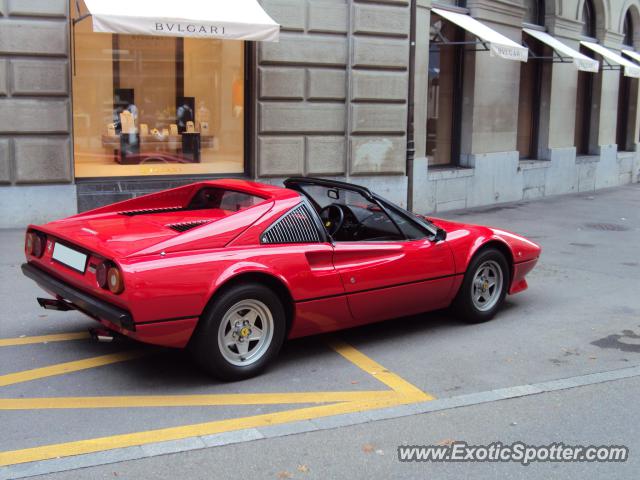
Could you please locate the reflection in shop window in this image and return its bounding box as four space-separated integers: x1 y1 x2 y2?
522 0 545 26
71 2 245 178
575 0 597 155
517 1 546 160
427 18 463 167
617 10 635 152
517 40 543 160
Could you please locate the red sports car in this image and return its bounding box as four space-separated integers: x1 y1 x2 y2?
22 178 540 380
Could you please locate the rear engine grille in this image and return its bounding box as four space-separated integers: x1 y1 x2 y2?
261 204 321 244
119 206 184 216
166 220 212 233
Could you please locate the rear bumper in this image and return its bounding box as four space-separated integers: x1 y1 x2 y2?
21 262 135 331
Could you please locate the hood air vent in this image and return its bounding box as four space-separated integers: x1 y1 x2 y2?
119 206 185 216
166 220 212 233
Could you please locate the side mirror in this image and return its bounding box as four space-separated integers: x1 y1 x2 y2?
434 228 447 242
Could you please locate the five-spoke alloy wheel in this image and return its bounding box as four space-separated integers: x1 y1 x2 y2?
453 248 510 323
191 283 286 381
217 299 274 367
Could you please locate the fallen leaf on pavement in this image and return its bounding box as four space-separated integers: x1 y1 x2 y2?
437 439 455 446
362 443 375 453
297 464 310 473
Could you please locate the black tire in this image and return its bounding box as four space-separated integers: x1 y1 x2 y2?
190 283 286 381
452 248 510 324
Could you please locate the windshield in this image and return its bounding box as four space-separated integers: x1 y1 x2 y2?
292 182 436 241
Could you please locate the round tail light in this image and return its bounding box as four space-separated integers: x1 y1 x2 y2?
107 266 124 294
96 262 109 289
25 232 35 255
26 232 45 257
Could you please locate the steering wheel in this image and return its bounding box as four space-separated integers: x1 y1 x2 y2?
319 204 345 237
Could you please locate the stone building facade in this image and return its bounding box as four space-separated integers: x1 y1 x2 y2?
0 0 639 228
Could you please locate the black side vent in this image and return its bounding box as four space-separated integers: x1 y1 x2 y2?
166 220 212 233
119 206 185 216
261 204 321 245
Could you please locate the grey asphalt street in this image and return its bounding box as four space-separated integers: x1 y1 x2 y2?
1 183 639 479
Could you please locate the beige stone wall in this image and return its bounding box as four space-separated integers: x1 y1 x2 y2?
257 0 410 178
0 0 71 185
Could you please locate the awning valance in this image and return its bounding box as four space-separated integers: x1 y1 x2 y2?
523 28 599 72
580 41 640 77
431 8 528 62
622 49 640 64
81 0 280 42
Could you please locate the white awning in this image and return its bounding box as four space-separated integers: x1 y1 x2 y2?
432 8 528 62
523 28 599 72
580 41 640 77
622 49 640 64
81 0 280 42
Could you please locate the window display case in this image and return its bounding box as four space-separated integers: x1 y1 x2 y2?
71 2 245 178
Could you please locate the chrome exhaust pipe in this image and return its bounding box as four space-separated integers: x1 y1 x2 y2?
89 327 115 343
37 297 73 311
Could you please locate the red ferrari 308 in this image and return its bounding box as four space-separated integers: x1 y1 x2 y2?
22 178 540 380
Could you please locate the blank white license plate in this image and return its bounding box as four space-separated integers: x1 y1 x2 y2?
52 243 87 273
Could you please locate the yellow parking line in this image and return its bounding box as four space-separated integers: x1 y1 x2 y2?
0 396 405 467
0 390 402 410
0 339 435 467
0 332 89 347
0 351 145 387
328 339 434 401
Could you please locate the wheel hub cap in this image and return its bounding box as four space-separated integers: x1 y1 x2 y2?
217 299 274 367
471 260 504 312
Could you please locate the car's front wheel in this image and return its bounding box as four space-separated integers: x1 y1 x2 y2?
191 283 286 381
452 248 510 323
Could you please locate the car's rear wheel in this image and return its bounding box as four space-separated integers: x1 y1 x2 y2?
453 248 510 323
191 283 286 381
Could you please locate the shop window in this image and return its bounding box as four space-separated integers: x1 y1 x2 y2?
575 0 597 155
70 2 245 178
617 11 635 152
581 0 596 38
522 0 545 26
517 36 544 159
427 18 463 166
517 1 546 159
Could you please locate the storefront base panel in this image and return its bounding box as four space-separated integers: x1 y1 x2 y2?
412 147 640 215
0 185 77 229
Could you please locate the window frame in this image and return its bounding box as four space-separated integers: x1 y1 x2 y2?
427 14 465 167
581 0 596 38
69 11 254 182
623 11 634 47
260 199 329 245
284 178 438 243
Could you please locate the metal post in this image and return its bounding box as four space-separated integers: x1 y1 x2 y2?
406 0 417 212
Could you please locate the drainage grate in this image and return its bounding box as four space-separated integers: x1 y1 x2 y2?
583 223 629 232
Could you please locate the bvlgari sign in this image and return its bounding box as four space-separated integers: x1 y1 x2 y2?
82 0 280 42
154 23 226 36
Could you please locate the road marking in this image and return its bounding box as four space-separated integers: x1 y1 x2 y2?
0 351 145 387
0 397 406 467
0 332 89 347
0 391 402 410
328 339 434 401
0 336 434 467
